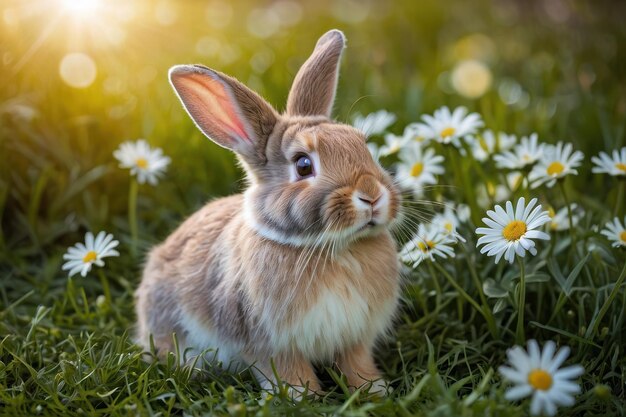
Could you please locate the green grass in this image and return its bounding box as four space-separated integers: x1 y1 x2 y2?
1 0 625 416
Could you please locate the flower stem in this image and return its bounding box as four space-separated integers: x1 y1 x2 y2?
433 262 488 324
558 180 576 244
615 178 625 216
426 260 442 308
516 258 526 344
446 146 480 225
98 269 111 304
461 244 499 338
129 178 139 256
586 261 626 338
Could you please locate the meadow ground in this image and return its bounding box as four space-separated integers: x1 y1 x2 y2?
1 0 625 416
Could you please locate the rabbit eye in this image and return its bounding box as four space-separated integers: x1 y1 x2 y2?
295 154 314 179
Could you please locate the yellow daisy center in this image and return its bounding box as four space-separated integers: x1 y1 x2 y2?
440 127 455 138
547 161 565 176
418 241 435 252
82 251 97 263
548 207 556 218
620 230 626 242
414 135 425 142
502 220 527 241
616 163 626 172
444 221 453 232
410 163 424 177
136 158 148 169
528 369 553 391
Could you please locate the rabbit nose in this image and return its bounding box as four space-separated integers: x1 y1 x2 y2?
355 174 382 204
355 174 384 209
357 194 381 206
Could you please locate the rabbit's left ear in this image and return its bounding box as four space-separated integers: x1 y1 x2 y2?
286 29 346 118
169 65 278 165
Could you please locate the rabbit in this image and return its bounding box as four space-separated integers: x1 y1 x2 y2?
135 29 402 396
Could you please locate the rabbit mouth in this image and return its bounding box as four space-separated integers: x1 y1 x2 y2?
354 219 382 235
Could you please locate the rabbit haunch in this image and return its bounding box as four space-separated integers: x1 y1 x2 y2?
135 29 402 394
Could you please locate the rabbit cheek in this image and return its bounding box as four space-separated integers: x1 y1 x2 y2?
323 189 357 231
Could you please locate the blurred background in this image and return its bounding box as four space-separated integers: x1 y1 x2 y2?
1 0 625 287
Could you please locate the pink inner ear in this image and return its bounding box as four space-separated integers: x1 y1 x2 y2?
181 74 250 144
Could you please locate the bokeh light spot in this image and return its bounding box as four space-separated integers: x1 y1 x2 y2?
452 34 496 63
205 1 233 29
3 7 19 26
250 49 275 74
331 0 371 23
247 8 280 39
154 0 178 26
196 37 221 57
270 1 303 27
451 60 492 99
59 53 97 88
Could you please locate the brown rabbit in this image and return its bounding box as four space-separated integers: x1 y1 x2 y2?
135 29 401 396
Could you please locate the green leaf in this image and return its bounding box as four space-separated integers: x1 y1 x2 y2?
524 273 551 283
529 321 601 348
494 298 508 314
562 252 591 296
483 278 508 298
547 257 566 290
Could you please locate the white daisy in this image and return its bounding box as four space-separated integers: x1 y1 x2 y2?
506 171 525 192
476 197 551 264
399 223 457 267
465 130 517 162
379 133 410 157
431 204 467 242
367 142 381 161
591 147 626 177
352 110 396 137
395 142 445 196
600 216 626 248
548 204 583 231
528 142 584 188
499 340 584 416
493 133 545 170
113 139 171 185
476 172 523 210
403 122 433 145
379 124 431 157
417 106 483 146
62 231 120 277
477 182 511 209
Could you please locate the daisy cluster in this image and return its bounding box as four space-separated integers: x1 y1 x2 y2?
354 108 624 415
62 139 170 277
399 203 468 267
356 109 626 255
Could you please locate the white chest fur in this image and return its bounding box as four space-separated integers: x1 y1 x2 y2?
269 284 398 361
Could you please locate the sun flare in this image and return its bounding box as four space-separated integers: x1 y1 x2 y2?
60 0 102 17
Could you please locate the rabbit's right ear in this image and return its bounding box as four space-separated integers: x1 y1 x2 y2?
286 29 346 118
169 65 278 164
